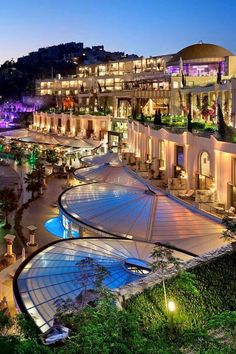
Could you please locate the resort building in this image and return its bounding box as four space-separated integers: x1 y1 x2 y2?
35 42 236 126
127 120 236 210
31 111 111 140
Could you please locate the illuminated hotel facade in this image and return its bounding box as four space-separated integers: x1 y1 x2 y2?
127 120 236 209
33 42 236 210
35 42 236 126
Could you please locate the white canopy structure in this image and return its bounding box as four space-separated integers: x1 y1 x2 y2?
59 182 223 246
14 238 191 332
81 151 121 166
0 129 101 149
74 163 151 189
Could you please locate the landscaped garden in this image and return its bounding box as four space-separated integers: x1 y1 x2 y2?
135 113 217 132
133 109 236 143
1 244 236 353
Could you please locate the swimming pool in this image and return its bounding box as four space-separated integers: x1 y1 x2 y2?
44 216 79 238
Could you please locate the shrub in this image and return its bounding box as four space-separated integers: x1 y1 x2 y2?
191 121 205 130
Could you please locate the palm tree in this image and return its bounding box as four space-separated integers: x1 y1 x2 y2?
46 149 59 173
35 160 46 194
151 243 181 312
14 147 25 165
0 188 18 228
24 170 40 200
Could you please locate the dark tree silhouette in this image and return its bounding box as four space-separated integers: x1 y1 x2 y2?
140 112 145 123
154 109 162 125
0 188 18 228
217 102 226 140
217 63 222 85
73 257 109 308
202 95 209 119
24 170 40 199
187 93 192 133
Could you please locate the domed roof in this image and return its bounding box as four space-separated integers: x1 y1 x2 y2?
14 238 156 332
59 182 223 243
169 43 234 64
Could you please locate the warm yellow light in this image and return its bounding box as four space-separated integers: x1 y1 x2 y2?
168 300 175 312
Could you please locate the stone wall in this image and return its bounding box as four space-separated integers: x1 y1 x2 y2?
114 243 234 308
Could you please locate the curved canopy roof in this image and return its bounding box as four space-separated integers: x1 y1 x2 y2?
14 238 159 332
74 164 149 189
60 183 223 243
0 129 100 149
169 43 234 64
81 152 121 166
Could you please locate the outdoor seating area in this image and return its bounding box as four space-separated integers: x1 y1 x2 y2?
178 189 195 199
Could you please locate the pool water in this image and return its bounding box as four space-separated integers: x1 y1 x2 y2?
44 217 79 238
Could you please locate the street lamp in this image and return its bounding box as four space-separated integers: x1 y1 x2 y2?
167 300 175 333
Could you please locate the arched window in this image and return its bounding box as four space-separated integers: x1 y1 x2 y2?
199 151 210 177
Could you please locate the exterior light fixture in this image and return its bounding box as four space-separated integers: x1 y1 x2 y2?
168 300 176 333
168 300 175 312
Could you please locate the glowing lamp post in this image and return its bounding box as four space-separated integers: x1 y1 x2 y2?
26 225 38 254
4 234 16 265
168 300 175 333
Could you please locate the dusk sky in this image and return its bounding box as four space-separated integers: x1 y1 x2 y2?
0 0 235 64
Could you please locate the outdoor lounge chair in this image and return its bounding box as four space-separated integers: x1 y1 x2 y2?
225 206 235 216
178 190 195 199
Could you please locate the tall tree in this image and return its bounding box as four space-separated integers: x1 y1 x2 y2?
35 160 46 194
151 243 181 312
202 95 209 119
73 257 109 308
46 149 59 173
217 63 222 85
154 109 162 125
14 147 25 165
187 92 192 133
24 170 40 200
0 187 18 228
140 112 145 123
131 104 138 120
217 100 226 140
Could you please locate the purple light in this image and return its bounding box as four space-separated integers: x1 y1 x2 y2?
0 100 36 127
